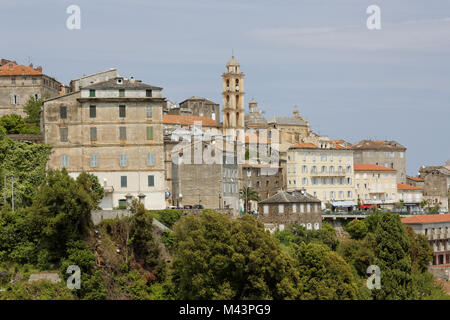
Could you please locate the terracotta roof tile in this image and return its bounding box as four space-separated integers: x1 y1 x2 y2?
407 176 424 182
402 214 450 224
0 62 42 76
354 164 396 171
289 142 318 149
397 183 422 190
163 114 218 127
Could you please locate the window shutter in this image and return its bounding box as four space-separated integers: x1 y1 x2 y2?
147 153 154 166
147 126 153 140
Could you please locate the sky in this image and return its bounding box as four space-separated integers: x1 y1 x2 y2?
1 0 449 175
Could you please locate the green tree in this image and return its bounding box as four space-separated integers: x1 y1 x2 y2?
23 96 43 128
240 187 260 212
76 171 104 208
170 211 302 299
405 226 433 273
337 238 376 277
0 125 6 139
0 138 51 208
129 200 163 277
345 219 368 240
0 114 26 134
373 212 415 300
292 242 358 300
29 169 94 262
275 222 338 251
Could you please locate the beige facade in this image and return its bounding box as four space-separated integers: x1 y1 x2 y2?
353 140 407 183
286 143 355 207
43 76 166 210
0 61 60 117
397 183 424 213
354 164 398 209
222 56 245 130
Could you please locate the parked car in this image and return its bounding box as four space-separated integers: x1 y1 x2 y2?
183 205 193 209
193 204 204 209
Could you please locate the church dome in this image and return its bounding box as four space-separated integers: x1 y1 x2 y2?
245 100 267 127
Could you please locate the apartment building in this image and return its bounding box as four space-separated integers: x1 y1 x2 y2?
397 183 424 213
354 164 397 210
43 76 166 210
171 140 240 212
402 214 450 266
286 142 355 209
353 140 407 183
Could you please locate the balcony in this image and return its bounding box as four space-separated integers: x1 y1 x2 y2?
104 186 114 194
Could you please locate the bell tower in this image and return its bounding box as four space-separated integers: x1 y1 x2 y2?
222 56 245 130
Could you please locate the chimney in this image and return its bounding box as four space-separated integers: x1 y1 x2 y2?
36 66 42 72
130 77 135 83
29 63 33 69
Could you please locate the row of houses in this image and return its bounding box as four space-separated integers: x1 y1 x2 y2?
1 57 448 233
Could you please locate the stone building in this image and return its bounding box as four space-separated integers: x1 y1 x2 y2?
166 96 220 123
353 140 407 183
406 176 425 189
69 68 119 92
419 164 450 213
286 142 355 209
240 164 284 211
258 189 322 232
43 76 166 210
268 109 311 147
402 214 450 266
397 183 424 213
353 164 398 210
171 140 240 213
0 61 61 117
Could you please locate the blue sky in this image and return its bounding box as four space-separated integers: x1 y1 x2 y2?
1 0 449 175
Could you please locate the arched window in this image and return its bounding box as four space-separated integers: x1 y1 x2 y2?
236 95 239 105
236 112 240 125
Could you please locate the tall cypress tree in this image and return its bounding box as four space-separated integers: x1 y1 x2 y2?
373 213 416 299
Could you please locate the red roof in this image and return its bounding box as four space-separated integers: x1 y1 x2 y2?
0 62 42 76
163 115 218 127
397 183 422 190
402 214 450 224
289 142 317 149
407 176 424 182
354 164 396 172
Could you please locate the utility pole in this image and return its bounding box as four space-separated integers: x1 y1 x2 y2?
11 175 14 212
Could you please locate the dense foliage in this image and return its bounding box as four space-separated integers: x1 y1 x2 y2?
169 211 302 299
0 138 51 209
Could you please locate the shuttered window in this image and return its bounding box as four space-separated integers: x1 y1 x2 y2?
146 126 153 140
147 153 155 166
120 154 127 167
90 127 97 141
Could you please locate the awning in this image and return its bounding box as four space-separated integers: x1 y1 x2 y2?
360 204 372 209
330 201 357 207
